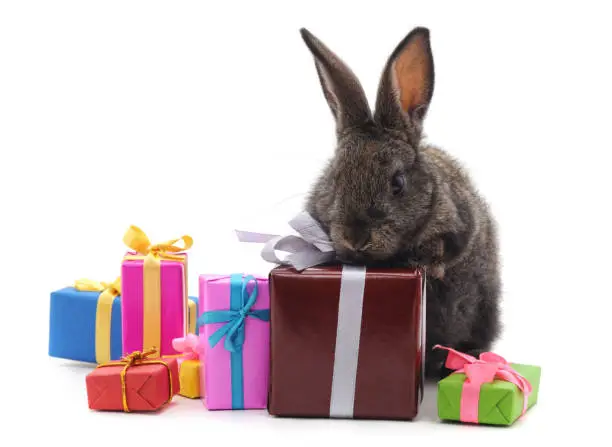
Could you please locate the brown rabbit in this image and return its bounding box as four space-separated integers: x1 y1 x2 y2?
300 27 501 379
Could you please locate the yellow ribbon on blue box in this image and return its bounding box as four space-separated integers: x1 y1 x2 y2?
73 277 122 364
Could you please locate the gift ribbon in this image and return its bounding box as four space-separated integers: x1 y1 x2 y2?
329 265 366 418
123 226 193 357
74 277 121 364
235 211 336 271
171 333 202 363
434 345 533 424
95 348 174 412
197 274 270 409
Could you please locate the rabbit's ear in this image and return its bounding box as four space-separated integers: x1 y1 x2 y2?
374 27 434 133
300 28 372 133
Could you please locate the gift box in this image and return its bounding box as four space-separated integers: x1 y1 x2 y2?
435 346 541 426
121 226 193 357
268 265 426 420
48 277 200 364
164 334 204 399
187 296 200 336
86 349 179 412
49 278 122 364
198 274 270 410
177 359 201 399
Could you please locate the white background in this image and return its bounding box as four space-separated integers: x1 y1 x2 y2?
1 0 610 444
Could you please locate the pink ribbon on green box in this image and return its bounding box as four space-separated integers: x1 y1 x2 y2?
434 345 533 424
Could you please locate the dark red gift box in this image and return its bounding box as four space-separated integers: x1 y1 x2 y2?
268 265 426 420
86 350 180 412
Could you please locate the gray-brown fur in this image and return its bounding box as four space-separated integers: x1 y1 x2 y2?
300 27 501 379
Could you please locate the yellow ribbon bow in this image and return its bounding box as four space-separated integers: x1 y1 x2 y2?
74 277 121 364
123 225 193 260
123 226 193 357
75 278 121 294
95 348 174 412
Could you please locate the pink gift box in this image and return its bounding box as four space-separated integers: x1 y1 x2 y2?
199 274 270 410
122 252 188 357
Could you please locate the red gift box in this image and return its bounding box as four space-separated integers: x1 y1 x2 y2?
86 349 179 412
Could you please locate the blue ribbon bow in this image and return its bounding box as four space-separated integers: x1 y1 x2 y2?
197 274 270 409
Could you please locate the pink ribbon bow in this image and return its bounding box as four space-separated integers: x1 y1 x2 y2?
172 334 202 364
434 345 532 424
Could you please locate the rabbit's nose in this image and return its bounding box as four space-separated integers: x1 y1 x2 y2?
344 233 371 253
354 234 371 252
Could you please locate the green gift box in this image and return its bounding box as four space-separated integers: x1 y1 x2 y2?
436 346 541 426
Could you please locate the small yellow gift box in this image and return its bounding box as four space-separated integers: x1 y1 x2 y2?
165 334 204 399
177 359 202 399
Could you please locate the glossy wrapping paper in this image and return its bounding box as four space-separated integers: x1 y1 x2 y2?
122 252 189 356
268 265 425 420
199 274 270 410
49 287 123 363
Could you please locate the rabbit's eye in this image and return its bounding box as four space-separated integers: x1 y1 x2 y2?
391 172 406 196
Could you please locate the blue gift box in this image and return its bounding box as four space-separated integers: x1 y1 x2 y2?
48 287 199 363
